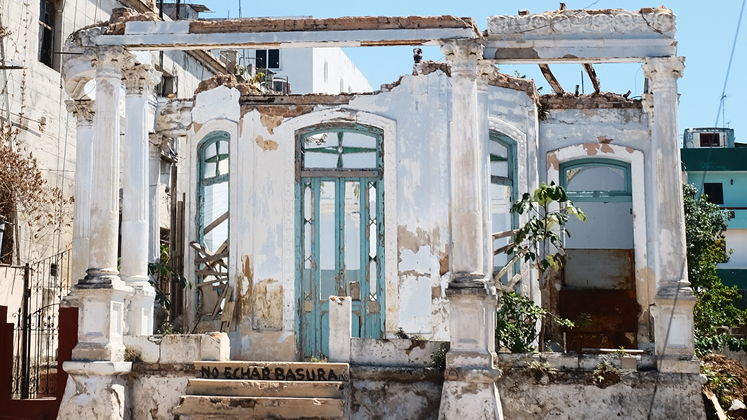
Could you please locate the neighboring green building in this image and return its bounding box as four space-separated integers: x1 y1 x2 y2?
681 127 747 308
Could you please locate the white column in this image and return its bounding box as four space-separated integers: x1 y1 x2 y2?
66 99 94 288
478 61 497 278
643 56 698 372
438 40 503 420
148 133 163 266
444 40 485 283
72 47 133 362
121 63 161 335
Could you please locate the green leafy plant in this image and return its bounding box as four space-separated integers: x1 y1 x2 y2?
702 363 740 408
592 360 618 386
430 342 448 372
683 183 747 355
526 360 556 382
148 244 191 310
496 292 574 353
575 313 592 330
394 328 424 340
309 355 328 363
158 322 176 335
510 182 586 350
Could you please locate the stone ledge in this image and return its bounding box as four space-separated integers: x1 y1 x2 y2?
350 365 444 383
124 333 230 364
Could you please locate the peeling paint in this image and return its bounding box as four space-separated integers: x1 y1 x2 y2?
626 147 636 154
600 143 614 154
253 279 284 330
583 143 600 156
240 256 254 318
597 135 613 144
547 151 559 170
255 135 279 151
397 225 430 254
259 113 284 135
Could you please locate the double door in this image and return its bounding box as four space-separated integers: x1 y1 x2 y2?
297 177 384 359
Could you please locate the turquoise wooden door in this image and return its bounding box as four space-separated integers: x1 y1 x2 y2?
296 127 385 359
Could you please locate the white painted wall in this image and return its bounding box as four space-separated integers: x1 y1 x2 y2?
239 47 371 94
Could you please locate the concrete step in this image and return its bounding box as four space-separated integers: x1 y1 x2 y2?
173 395 345 419
194 361 349 382
187 379 346 398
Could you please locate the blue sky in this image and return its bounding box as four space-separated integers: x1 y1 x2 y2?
196 1 746 142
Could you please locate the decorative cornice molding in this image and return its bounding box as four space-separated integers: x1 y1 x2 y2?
487 7 676 38
90 46 132 77
122 63 162 95
642 56 684 90
440 39 484 63
65 99 95 126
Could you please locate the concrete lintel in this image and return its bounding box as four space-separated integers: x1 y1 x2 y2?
485 38 676 63
95 27 478 50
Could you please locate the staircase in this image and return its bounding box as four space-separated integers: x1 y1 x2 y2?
173 361 349 420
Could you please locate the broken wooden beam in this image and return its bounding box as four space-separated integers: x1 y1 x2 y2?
538 64 564 95
582 63 601 93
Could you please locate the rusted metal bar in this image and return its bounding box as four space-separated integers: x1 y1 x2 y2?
492 229 519 240
538 64 564 95
202 211 228 236
582 63 601 93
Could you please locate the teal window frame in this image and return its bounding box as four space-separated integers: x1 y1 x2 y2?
560 158 632 202
490 132 519 283
195 130 230 283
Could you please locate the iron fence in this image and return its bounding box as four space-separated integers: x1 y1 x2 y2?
10 249 71 399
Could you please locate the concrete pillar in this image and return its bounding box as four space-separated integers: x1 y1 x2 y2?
438 40 503 420
478 61 497 277
642 56 698 373
72 46 133 362
66 99 94 289
121 63 161 336
148 133 163 265
328 296 352 363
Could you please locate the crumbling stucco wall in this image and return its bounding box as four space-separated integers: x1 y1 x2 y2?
498 368 705 420
348 367 443 420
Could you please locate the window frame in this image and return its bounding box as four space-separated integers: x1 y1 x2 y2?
38 0 56 68
703 182 724 205
195 131 231 273
560 158 632 202
297 125 384 179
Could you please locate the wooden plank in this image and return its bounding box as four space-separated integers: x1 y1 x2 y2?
203 211 228 235
194 251 229 265
538 64 564 95
195 270 228 277
492 229 519 240
582 63 601 93
493 242 515 256
493 254 520 283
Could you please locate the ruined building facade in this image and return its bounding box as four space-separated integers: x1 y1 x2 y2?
54 6 705 420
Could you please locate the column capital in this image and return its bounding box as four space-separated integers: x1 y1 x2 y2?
90 46 132 77
440 39 484 63
477 60 498 88
65 99 95 126
122 63 162 96
642 56 685 90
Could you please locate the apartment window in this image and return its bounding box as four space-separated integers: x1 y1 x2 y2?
700 133 721 147
256 49 280 69
324 60 329 84
703 183 724 204
38 0 55 67
339 79 345 93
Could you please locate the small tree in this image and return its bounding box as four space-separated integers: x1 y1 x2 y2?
510 182 587 350
683 183 747 350
0 123 69 263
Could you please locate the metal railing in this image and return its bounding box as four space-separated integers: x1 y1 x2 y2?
11 249 71 399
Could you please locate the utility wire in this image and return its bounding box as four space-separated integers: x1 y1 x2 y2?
714 0 746 127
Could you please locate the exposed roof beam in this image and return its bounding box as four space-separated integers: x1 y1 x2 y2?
538 64 564 95
582 63 601 93
91 16 479 50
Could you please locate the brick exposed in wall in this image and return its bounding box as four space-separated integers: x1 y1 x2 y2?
541 92 642 110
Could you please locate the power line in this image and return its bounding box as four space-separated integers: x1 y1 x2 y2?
714 0 746 127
